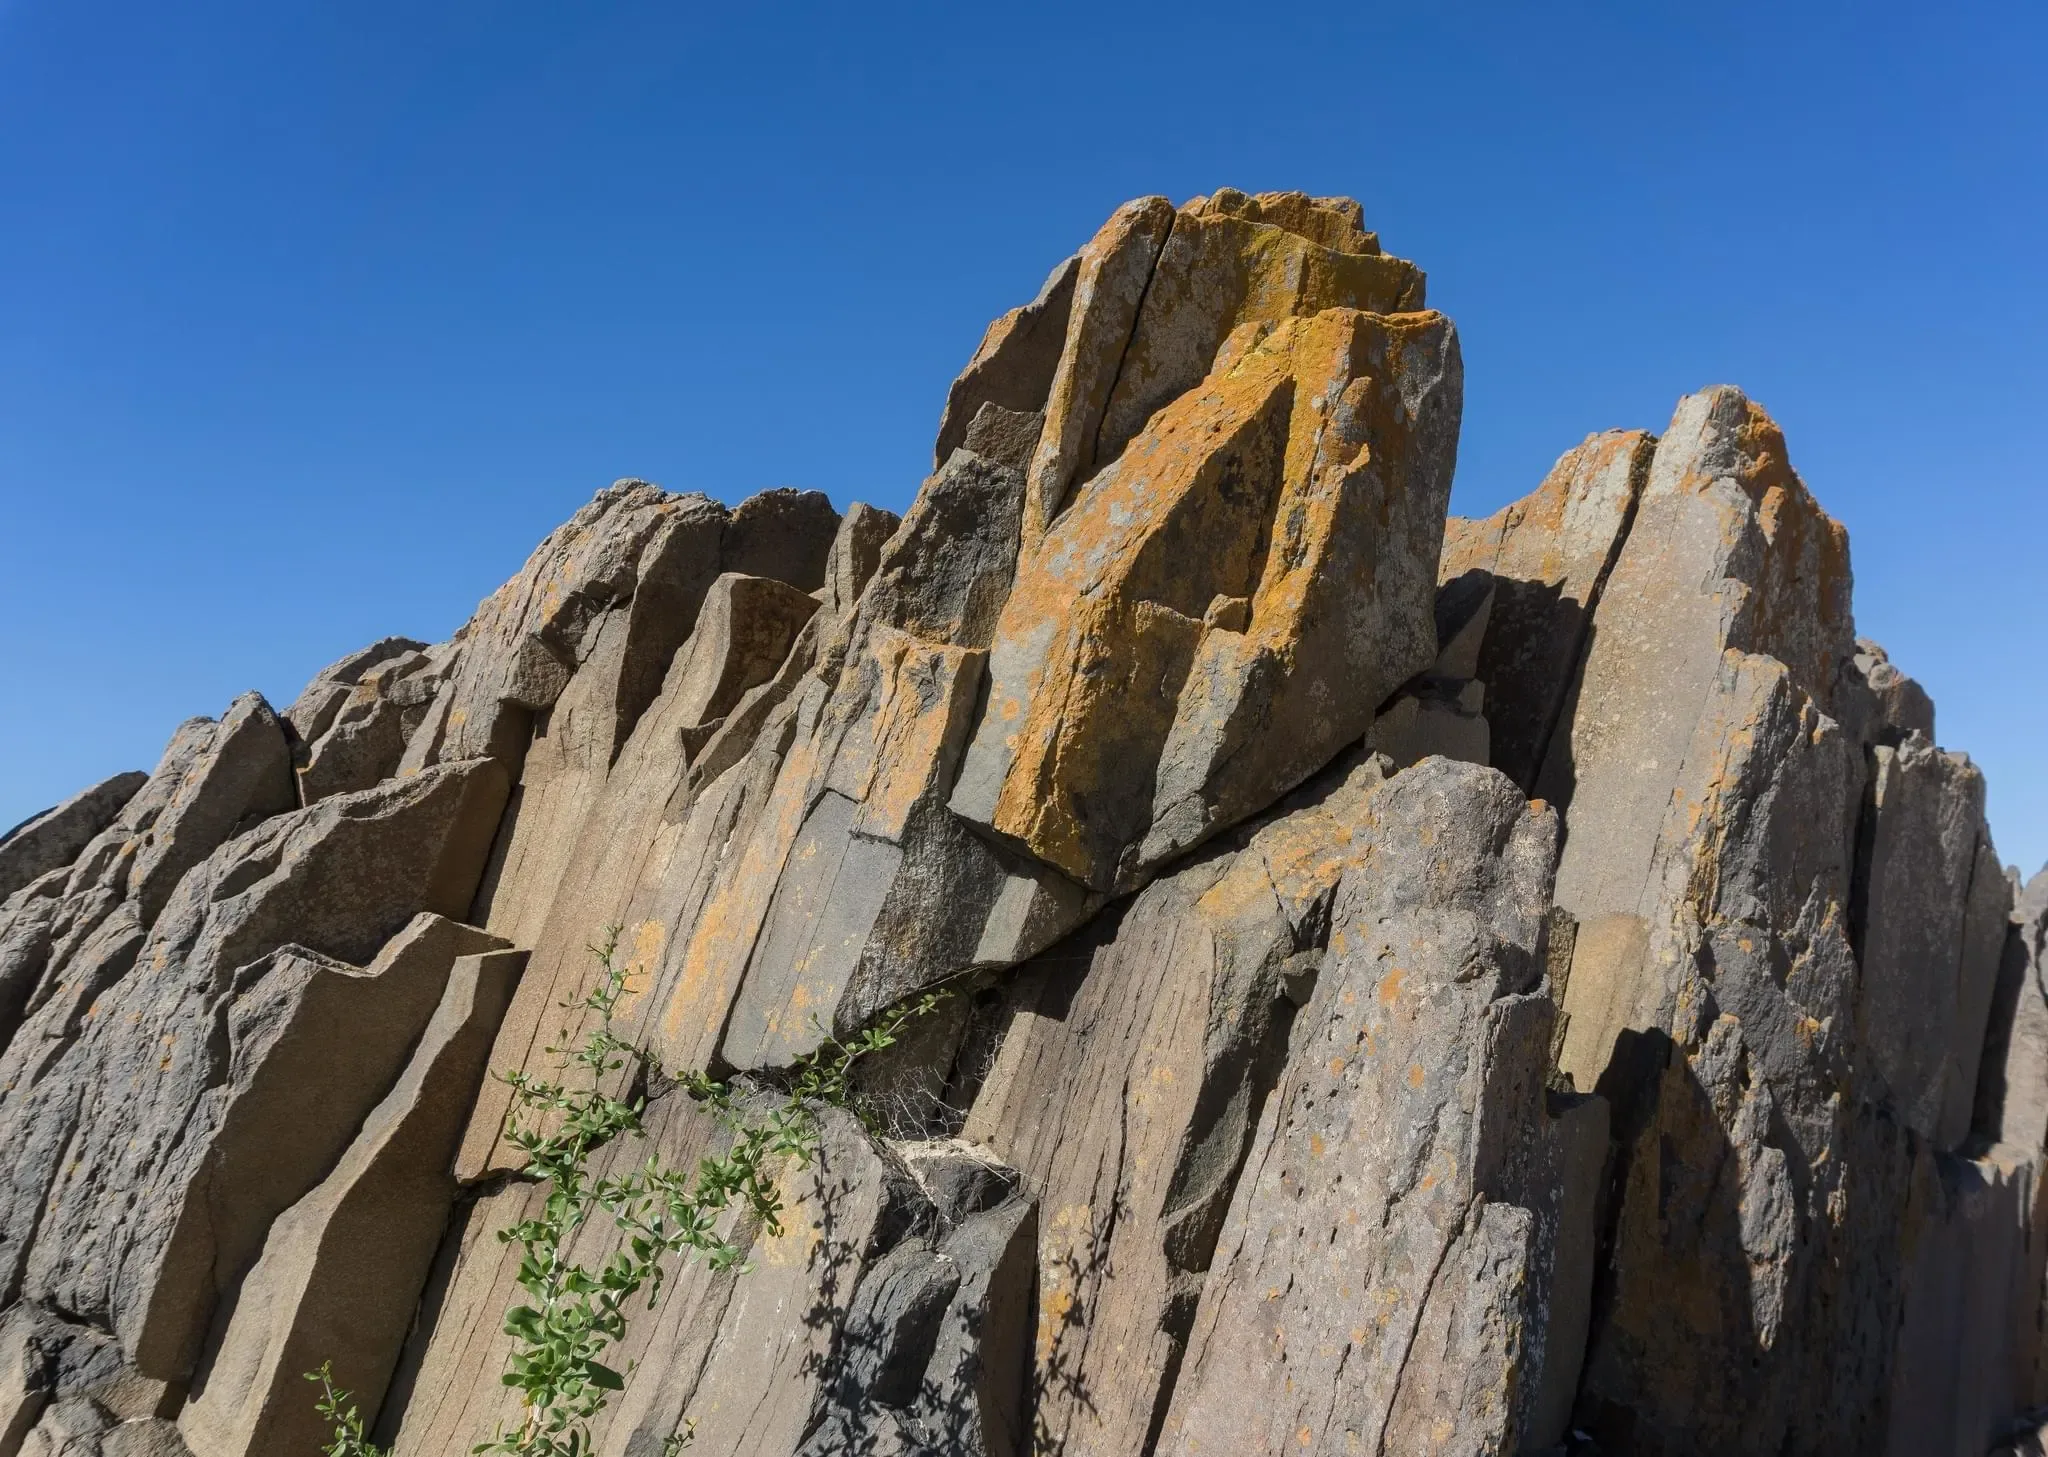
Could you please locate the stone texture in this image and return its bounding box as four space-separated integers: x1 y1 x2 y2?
792 1185 1036 1457
1849 636 1937 746
1439 428 1652 790
0 698 297 1062
399 1105 1037 1457
1364 677 1490 769
635 444 1095 1076
396 483 766 773
1882 1147 2043 1457
818 502 903 622
1525 1092 1609 1452
1980 870 2048 1156
935 252 1078 472
0 762 508 1381
643 1113 1035 1457
952 305 1461 893
1157 759 1564 1457
1851 735 2010 1146
1521 393 1886 1453
0 775 148 905
1022 197 1176 535
1539 387 1854 951
178 947 525 1457
0 1304 178 1457
295 649 439 803
382 1088 742 1456
1088 190 1424 485
455 571 821 1175
280 636 427 742
961 751 1391 1456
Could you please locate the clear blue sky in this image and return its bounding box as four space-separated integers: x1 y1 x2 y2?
1 1 2041 873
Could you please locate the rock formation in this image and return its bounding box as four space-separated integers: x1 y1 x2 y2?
0 189 2038 1457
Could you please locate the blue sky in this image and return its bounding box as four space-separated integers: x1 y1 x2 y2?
1 1 2041 872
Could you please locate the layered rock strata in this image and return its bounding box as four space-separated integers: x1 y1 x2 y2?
0 190 2038 1457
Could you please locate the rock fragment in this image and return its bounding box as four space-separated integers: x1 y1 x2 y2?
1438 428 1652 790
0 774 148 905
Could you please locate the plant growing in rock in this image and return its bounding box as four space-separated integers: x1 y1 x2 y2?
307 1362 385 1457
312 927 943 1457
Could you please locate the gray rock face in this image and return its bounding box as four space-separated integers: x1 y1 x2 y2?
1849 636 1937 746
0 763 508 1381
1156 759 1564 1457
1883 1148 2041 1457
1979 870 2048 1156
655 1115 1033 1457
1438 428 1651 791
394 482 811 774
0 775 148 905
1539 387 1855 954
177 946 525 1457
1852 734 2008 1145
0 699 297 1059
935 252 1078 473
627 444 1091 1077
962 752 1392 1456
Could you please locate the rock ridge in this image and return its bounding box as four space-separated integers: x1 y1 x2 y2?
0 190 2037 1457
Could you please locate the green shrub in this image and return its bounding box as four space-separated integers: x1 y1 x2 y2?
313 927 943 1457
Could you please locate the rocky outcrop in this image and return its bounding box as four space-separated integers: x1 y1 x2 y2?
0 190 2039 1457
0 774 150 906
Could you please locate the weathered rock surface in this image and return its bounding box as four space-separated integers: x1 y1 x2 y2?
0 774 149 905
951 301 1460 894
177 946 525 1457
1438 428 1650 790
0 192 2040 1457
1156 759 1566 1457
962 751 1390 1455
0 763 508 1383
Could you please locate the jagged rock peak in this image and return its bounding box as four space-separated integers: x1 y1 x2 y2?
0 193 2038 1457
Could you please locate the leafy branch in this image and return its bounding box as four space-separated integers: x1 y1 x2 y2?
306 1362 384 1457
313 926 944 1457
